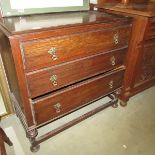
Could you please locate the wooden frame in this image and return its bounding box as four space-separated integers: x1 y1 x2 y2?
0 55 13 117
0 0 89 17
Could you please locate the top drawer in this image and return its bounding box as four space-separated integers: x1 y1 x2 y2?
21 25 131 72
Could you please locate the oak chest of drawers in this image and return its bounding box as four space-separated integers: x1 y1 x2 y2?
0 11 131 151
97 2 155 104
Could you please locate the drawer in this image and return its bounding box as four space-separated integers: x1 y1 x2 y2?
21 26 131 72
26 48 127 98
33 68 124 125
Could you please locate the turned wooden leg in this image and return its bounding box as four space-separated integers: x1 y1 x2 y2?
112 102 118 108
14 107 19 118
119 100 127 107
114 88 129 107
108 94 118 108
27 129 40 152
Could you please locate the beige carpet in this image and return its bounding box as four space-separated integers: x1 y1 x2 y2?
1 86 155 155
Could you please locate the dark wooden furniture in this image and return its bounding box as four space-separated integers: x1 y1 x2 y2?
0 11 132 151
0 117 13 155
0 128 13 155
97 2 155 104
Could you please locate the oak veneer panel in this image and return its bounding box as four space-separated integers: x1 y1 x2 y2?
98 0 121 5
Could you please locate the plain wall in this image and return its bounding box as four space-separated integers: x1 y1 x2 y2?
90 0 97 4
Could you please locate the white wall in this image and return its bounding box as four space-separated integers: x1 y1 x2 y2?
90 0 97 4
0 92 6 115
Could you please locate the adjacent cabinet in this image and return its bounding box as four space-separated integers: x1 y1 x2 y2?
132 17 155 95
97 1 155 103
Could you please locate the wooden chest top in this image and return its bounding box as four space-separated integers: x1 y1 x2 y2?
0 11 131 35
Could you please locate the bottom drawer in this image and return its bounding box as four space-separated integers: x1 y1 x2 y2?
33 68 124 125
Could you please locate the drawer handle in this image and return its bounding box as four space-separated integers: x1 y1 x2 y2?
109 80 114 89
50 75 58 86
110 56 116 66
113 32 119 44
53 103 61 113
48 47 58 60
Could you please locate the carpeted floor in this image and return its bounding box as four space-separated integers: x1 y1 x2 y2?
1 86 155 155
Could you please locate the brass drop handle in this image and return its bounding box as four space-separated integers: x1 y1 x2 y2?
113 32 119 45
110 56 116 66
50 75 58 86
53 103 61 113
109 80 114 89
48 47 58 60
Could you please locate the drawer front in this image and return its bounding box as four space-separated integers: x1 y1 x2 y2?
135 41 155 86
22 26 131 72
33 69 124 125
27 48 126 98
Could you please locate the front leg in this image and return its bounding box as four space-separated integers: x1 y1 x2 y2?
27 129 40 152
119 100 127 107
108 94 119 108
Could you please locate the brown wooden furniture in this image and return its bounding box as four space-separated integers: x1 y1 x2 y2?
0 11 132 151
0 128 13 155
96 2 155 104
0 117 13 155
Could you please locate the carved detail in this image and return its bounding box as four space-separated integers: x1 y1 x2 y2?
136 50 155 84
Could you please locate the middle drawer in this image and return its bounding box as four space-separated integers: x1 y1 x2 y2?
26 48 126 98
